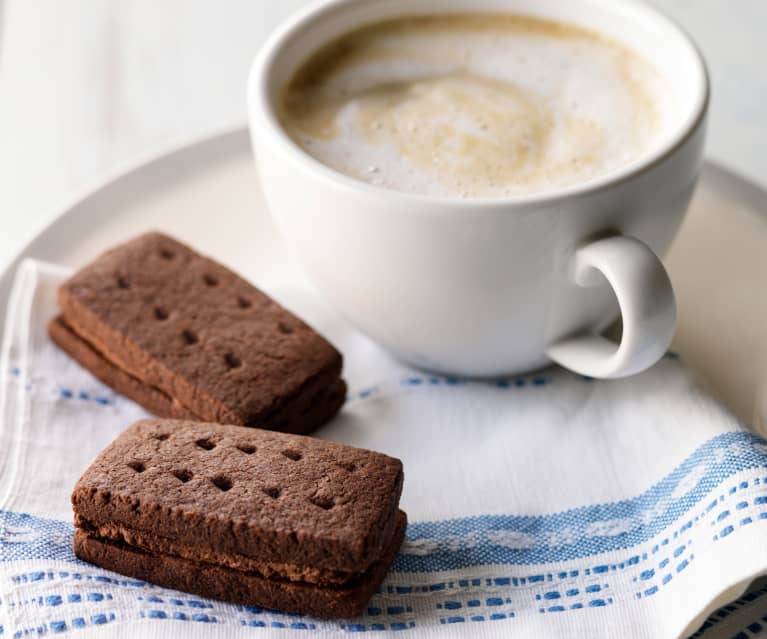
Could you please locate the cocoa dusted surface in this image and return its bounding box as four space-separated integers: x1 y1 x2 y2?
53 232 345 434
74 512 406 619
72 419 405 573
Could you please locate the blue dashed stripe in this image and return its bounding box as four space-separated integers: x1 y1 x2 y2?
11 612 119 637
342 357 681 403
399 374 550 391
56 387 113 405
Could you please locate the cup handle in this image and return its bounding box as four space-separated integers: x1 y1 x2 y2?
545 235 676 379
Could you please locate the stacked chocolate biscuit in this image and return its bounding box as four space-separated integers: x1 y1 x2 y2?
72 419 405 618
53 233 406 618
50 232 345 434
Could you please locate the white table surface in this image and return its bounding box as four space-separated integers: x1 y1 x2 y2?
0 0 765 270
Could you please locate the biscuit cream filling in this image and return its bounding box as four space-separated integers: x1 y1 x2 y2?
76 520 360 586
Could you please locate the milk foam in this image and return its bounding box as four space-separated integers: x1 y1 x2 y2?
280 14 671 198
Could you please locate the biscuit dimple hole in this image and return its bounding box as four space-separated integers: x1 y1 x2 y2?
182 329 199 345
195 438 216 451
237 297 252 309
116 275 130 289
224 353 242 370
159 248 175 260
203 274 218 287
309 496 335 510
211 475 232 492
154 307 169 321
262 487 281 499
336 461 356 472
173 469 193 483
281 449 302 461
127 461 145 473
237 445 256 455
153 433 169 441
277 321 293 334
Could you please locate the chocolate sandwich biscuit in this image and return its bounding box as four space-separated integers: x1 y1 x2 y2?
49 232 345 434
72 419 406 618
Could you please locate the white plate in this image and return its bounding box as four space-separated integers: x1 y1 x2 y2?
1 128 766 428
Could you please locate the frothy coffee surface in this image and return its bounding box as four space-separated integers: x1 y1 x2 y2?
280 14 669 198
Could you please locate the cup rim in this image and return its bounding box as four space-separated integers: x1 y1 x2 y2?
248 0 710 209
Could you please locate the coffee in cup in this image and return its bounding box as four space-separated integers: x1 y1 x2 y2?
279 13 672 198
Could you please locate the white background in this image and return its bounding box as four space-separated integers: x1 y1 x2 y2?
0 1 765 270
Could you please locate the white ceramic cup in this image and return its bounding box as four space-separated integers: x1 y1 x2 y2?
248 0 709 379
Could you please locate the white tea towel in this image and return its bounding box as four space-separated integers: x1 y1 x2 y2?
1 259 767 639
